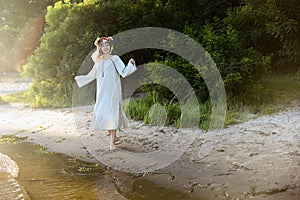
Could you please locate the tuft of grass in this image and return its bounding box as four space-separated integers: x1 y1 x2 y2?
35 146 52 155
124 95 213 129
0 134 28 144
123 98 151 121
0 90 32 105
77 166 93 173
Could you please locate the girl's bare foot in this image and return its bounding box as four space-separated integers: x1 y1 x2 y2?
114 136 121 145
109 141 116 151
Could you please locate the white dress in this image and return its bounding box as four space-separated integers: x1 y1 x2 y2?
74 52 136 130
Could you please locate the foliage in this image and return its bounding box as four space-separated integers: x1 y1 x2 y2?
227 0 300 70
199 22 271 104
0 0 58 72
1 0 299 128
144 20 271 105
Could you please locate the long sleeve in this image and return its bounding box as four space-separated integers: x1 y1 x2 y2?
74 64 97 88
114 56 137 78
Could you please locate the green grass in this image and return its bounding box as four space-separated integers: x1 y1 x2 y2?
0 134 28 144
124 96 212 129
0 90 32 105
123 98 151 121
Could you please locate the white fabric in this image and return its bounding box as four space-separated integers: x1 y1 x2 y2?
74 55 137 130
91 48 99 63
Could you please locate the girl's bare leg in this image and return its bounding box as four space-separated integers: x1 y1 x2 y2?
109 129 117 150
107 130 111 136
110 129 117 144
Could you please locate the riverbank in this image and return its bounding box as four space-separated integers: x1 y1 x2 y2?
0 102 299 199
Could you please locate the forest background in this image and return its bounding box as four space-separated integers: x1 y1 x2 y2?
1 0 299 129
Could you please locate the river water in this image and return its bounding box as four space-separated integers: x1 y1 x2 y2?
0 139 190 200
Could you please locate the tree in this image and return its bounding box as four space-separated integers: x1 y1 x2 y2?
0 0 56 72
227 0 300 70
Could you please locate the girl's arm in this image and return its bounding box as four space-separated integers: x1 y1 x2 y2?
74 64 97 88
114 56 137 77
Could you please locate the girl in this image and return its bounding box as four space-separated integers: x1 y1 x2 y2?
75 36 136 150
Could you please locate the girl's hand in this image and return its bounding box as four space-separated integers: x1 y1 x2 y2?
130 58 135 65
94 37 101 47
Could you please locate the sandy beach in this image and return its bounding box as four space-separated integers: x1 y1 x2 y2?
0 79 299 200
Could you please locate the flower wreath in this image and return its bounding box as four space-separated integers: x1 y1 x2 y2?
96 35 114 45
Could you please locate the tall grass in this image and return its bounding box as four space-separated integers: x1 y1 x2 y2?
123 93 212 130
123 98 151 121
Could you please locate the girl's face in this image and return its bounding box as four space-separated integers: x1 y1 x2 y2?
101 43 111 54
